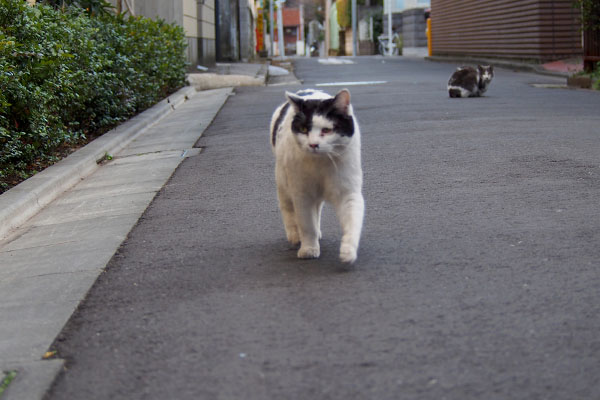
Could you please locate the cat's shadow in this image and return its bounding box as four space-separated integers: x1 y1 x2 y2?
269 238 359 275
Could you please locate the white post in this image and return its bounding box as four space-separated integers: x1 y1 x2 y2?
325 0 330 57
351 0 357 56
298 3 305 56
263 9 268 55
387 0 392 55
277 0 285 59
269 0 275 56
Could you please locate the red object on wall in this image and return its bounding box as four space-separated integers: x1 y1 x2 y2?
273 7 302 55
256 8 264 52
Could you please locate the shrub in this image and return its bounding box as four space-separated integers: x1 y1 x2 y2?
0 0 187 192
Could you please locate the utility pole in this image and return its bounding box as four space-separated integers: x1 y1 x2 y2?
351 0 357 56
269 0 275 57
299 4 304 56
387 0 392 55
325 0 330 57
276 0 285 59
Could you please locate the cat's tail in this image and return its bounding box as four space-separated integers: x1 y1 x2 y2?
448 88 462 98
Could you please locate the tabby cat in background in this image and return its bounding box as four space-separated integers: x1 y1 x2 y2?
448 65 494 98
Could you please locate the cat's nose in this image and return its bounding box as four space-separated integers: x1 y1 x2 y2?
309 143 319 149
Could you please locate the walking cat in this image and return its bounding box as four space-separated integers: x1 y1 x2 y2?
447 65 494 98
270 89 364 263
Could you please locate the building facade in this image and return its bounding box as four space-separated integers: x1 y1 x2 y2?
107 0 217 67
216 0 256 61
383 0 430 53
431 0 582 62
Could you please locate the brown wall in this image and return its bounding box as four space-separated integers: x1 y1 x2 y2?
431 0 582 62
584 28 600 71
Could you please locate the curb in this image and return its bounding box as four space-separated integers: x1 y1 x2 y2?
266 59 303 86
187 62 269 91
0 85 197 241
257 61 269 83
425 56 570 78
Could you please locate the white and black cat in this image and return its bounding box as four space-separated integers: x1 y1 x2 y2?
269 89 364 263
447 65 494 98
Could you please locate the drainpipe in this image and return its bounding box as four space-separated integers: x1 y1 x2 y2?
325 0 330 57
352 0 357 56
387 0 392 55
215 0 221 61
270 0 275 56
277 0 285 59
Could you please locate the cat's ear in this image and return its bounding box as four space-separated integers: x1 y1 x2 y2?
285 91 303 111
333 89 351 114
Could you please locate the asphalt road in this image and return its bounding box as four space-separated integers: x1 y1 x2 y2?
47 56 600 400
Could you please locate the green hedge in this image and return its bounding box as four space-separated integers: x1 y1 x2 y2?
0 0 187 192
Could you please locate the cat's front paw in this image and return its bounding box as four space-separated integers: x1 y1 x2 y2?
339 243 357 264
297 246 320 259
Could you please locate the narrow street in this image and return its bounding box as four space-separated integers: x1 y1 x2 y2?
47 56 600 400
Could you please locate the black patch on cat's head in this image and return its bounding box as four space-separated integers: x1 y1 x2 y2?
477 65 494 80
286 90 354 137
477 65 494 91
290 100 316 135
478 65 494 74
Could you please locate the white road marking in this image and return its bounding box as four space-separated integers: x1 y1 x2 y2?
316 81 387 87
318 58 356 65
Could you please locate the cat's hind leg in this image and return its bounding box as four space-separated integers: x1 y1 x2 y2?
335 192 364 263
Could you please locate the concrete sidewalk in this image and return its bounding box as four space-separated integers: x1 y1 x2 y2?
0 62 267 399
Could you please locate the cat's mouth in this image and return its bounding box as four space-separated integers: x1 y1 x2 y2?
306 147 327 155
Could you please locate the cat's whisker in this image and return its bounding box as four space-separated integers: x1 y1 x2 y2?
326 152 339 172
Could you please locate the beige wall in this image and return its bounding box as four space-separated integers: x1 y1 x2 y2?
199 0 216 40
183 0 198 37
106 0 216 66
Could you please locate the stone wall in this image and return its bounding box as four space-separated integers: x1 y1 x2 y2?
402 8 427 48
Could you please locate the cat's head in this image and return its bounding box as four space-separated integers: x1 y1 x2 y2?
478 65 494 85
285 89 355 156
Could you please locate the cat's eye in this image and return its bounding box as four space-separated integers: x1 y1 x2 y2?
321 128 332 134
300 127 308 133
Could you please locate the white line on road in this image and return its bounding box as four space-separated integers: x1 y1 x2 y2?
318 58 356 65
316 81 388 87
